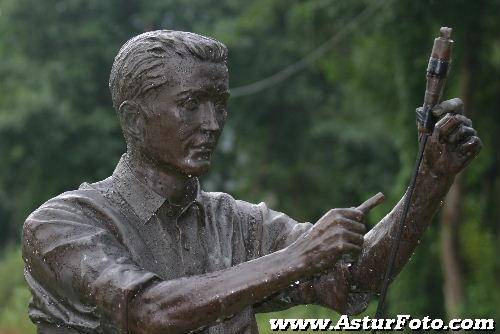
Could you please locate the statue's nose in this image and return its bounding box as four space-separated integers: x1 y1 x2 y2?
200 102 220 131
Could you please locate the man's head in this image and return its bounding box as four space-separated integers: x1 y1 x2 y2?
109 30 229 176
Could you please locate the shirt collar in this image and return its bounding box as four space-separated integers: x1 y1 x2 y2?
112 154 203 222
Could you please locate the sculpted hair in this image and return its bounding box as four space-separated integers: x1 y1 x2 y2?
109 30 228 112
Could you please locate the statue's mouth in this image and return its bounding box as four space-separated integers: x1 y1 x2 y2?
191 142 215 160
188 132 218 160
191 137 216 151
192 143 214 150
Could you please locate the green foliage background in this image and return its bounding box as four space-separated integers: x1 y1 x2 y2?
0 0 498 333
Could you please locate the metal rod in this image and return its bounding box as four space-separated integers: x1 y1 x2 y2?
371 27 453 333
372 134 429 333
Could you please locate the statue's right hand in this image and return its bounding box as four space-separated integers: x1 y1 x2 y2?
289 208 366 274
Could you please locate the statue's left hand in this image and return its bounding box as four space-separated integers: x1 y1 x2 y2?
417 98 482 177
309 270 347 311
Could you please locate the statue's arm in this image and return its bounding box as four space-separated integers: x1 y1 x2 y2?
351 163 454 293
351 101 481 296
129 248 307 333
22 193 159 332
248 203 357 315
23 194 306 333
131 201 366 333
23 192 363 334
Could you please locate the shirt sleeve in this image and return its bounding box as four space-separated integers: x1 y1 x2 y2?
236 200 371 314
22 189 159 333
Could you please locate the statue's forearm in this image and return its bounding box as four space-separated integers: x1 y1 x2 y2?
129 247 306 334
352 165 454 293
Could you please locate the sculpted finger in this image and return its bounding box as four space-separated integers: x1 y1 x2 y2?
454 114 473 127
415 107 426 128
435 114 461 140
460 136 482 158
341 229 364 246
448 126 477 144
336 217 366 234
433 98 464 117
335 208 365 222
338 242 362 260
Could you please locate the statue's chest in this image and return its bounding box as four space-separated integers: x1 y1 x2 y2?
133 202 244 280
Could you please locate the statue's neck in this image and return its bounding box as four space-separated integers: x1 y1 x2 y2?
126 150 198 207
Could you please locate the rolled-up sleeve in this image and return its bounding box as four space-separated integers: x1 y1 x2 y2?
22 191 158 333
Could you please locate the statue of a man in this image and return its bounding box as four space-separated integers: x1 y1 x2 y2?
22 30 481 334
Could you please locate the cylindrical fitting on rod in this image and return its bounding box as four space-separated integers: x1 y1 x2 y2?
422 27 454 133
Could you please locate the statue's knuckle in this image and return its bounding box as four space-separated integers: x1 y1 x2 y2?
340 228 350 237
328 217 339 227
332 239 342 249
329 208 341 216
326 234 338 245
314 224 325 233
336 241 347 251
337 225 346 235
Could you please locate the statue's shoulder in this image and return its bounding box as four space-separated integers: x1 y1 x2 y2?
200 190 236 207
25 178 112 223
200 190 262 218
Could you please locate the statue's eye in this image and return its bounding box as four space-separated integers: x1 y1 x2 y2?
214 99 226 112
214 93 229 114
182 97 200 111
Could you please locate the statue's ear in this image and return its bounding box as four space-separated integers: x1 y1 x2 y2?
119 100 145 143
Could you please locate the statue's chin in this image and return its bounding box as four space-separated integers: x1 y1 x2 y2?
179 159 211 177
134 150 212 177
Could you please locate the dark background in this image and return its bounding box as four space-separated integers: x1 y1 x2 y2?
0 0 498 332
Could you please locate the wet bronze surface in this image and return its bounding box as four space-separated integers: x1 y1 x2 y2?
22 30 482 334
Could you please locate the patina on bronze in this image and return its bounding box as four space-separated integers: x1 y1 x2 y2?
22 30 482 334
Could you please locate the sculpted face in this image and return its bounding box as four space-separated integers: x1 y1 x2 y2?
134 58 229 176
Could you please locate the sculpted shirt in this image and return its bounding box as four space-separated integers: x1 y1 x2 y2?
23 155 367 334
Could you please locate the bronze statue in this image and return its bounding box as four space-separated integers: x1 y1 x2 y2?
22 30 481 334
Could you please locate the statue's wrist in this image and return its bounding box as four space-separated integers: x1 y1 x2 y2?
282 245 307 275
420 160 455 183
